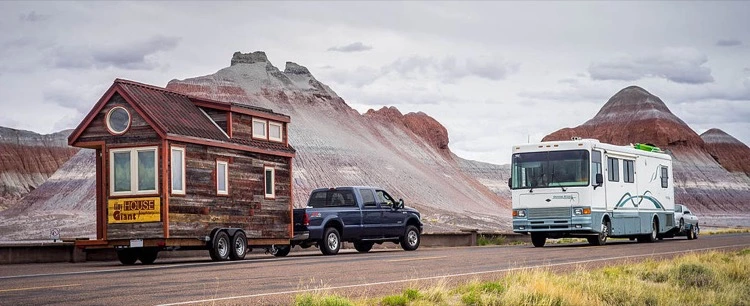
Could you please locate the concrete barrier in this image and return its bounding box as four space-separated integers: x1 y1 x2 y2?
0 232 528 264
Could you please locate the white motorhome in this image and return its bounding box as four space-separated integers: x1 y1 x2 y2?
510 139 675 247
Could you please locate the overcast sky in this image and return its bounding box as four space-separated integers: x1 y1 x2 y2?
1 1 749 164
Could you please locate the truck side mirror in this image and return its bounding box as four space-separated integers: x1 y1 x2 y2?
595 173 603 187
397 199 404 209
508 178 512 189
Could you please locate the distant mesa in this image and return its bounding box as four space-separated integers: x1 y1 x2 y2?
701 128 750 176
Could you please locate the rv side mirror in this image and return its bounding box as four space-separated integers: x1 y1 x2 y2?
508 178 512 189
595 173 603 186
397 199 404 209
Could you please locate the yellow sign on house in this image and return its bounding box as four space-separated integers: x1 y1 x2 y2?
108 197 161 223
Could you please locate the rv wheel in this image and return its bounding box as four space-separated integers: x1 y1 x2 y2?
531 233 546 247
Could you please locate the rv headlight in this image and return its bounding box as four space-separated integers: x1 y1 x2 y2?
574 208 583 215
513 209 526 217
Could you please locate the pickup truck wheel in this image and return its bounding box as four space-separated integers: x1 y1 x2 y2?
320 227 341 255
687 226 695 240
354 241 374 253
117 249 138 265
531 233 546 247
679 218 685 232
138 248 159 264
271 245 291 257
693 225 699 239
229 232 247 260
209 231 230 261
401 225 420 251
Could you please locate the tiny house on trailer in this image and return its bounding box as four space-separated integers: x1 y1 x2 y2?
69 79 295 264
509 139 675 247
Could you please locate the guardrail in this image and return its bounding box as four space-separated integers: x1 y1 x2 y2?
0 231 528 264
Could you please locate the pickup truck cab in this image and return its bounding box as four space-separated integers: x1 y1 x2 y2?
276 186 423 256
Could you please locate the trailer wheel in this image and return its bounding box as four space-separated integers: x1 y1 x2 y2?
354 241 374 253
138 248 159 264
229 231 247 260
531 233 546 247
400 225 420 251
209 231 230 261
271 245 291 257
117 249 138 265
320 227 341 255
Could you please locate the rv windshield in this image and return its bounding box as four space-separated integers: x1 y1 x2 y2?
511 150 590 189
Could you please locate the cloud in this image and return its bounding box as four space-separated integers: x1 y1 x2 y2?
19 11 50 22
588 47 714 84
42 80 109 114
327 42 373 52
51 35 181 70
716 39 742 47
384 55 519 82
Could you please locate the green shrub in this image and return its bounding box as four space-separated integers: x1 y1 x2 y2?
403 288 422 301
676 263 715 288
380 294 408 306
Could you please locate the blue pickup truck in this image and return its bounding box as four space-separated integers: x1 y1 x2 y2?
272 186 423 256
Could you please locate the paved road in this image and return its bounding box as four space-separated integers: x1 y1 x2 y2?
1 234 749 305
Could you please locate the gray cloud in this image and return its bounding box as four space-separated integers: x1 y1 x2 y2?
51 35 181 70
327 42 373 52
588 48 714 84
19 11 50 22
385 55 518 82
716 39 742 47
42 80 108 114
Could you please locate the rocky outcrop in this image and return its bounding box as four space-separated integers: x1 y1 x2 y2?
544 86 750 220
701 128 750 176
168 51 510 231
0 127 78 211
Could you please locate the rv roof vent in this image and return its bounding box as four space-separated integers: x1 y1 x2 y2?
571 136 582 141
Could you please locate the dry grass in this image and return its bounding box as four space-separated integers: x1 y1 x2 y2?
295 248 750 306
702 227 750 235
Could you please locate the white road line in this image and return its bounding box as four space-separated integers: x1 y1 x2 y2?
0 283 80 293
155 243 750 306
387 256 446 262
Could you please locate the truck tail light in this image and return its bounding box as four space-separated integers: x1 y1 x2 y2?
303 212 310 226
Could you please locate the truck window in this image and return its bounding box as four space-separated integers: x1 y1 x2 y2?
607 157 619 182
376 190 395 207
308 190 357 208
360 189 377 207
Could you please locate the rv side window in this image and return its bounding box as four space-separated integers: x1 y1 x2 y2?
623 160 634 183
607 157 619 182
591 150 602 182
661 166 669 188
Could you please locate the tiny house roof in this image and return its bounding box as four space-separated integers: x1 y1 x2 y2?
68 78 295 157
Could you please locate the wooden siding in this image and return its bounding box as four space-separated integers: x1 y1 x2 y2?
168 142 292 239
201 107 228 134
77 93 161 144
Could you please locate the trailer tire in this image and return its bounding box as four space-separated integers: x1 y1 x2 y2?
320 227 341 255
271 245 291 257
209 231 231 261
138 248 159 264
117 249 138 265
229 231 247 260
531 233 546 247
400 225 421 251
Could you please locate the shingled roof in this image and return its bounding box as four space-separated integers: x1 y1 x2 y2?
69 79 295 156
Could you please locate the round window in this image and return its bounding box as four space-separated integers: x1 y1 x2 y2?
106 106 131 135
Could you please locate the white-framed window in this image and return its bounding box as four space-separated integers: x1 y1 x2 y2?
264 166 275 198
106 106 131 135
171 147 185 195
110 147 158 196
252 118 267 139
217 160 229 195
268 121 283 142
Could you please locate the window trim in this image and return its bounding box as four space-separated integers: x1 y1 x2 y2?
109 146 159 196
264 166 275 199
623 159 635 183
607 157 620 182
268 121 283 142
661 166 669 188
105 106 131 135
170 146 186 195
252 118 268 140
216 160 229 195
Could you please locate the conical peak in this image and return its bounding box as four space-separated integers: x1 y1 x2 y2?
231 51 269 66
587 85 683 125
701 128 743 145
